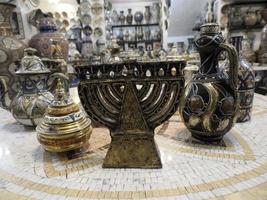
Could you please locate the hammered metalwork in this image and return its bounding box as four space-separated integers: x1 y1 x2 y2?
75 60 186 168
37 79 92 153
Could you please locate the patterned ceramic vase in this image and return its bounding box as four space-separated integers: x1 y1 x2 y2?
134 11 143 24
151 3 160 23
259 7 267 64
231 36 255 123
111 10 119 25
0 2 26 110
244 7 257 27
119 11 125 25
180 23 239 142
144 6 151 24
231 7 243 27
29 17 69 61
126 9 133 25
10 48 53 126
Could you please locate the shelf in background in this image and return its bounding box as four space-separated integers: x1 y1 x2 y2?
112 23 160 28
253 65 267 71
229 25 264 31
117 40 161 44
229 0 267 6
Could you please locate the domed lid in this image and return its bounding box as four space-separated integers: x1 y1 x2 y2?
38 17 57 32
48 78 73 108
16 48 50 74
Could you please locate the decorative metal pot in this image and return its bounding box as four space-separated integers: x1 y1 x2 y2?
244 7 257 27
111 10 119 25
180 23 239 142
177 42 185 55
134 11 143 24
231 7 243 27
151 3 160 23
119 11 125 25
231 36 255 123
144 6 151 24
126 9 133 25
37 78 92 152
144 27 151 40
10 48 53 126
0 2 26 110
137 27 144 41
29 17 69 61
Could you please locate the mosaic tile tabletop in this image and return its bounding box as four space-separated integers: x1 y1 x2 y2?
0 94 267 200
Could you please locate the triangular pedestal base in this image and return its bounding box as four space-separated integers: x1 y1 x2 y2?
103 135 162 169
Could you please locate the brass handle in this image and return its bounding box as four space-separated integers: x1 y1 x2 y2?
219 43 239 91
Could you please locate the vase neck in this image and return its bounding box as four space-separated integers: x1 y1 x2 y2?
199 48 220 74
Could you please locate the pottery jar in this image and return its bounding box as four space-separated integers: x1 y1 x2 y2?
111 10 119 25
244 7 257 26
180 23 239 142
126 9 133 25
119 11 125 25
258 7 267 64
29 17 69 61
10 48 53 126
151 3 160 23
231 7 243 27
134 11 144 24
144 6 151 24
0 2 26 110
231 36 255 123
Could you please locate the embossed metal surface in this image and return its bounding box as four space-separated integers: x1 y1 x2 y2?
75 60 186 168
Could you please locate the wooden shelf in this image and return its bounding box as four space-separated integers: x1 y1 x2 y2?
253 65 267 71
229 0 267 6
117 40 161 44
229 25 264 31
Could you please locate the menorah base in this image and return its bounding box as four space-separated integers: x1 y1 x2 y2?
103 135 162 169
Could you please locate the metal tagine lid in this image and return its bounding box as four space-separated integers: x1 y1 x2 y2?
16 48 50 74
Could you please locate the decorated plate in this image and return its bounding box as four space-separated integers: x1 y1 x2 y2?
81 14 91 25
94 27 103 37
91 2 102 15
54 12 61 19
80 1 91 14
62 11 68 18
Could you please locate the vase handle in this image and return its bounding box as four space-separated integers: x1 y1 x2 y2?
219 43 239 91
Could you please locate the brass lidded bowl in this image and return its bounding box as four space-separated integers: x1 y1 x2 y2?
36 78 92 152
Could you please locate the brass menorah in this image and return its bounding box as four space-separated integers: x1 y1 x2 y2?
75 60 186 168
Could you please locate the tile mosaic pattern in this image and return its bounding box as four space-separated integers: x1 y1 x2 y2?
0 94 267 199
